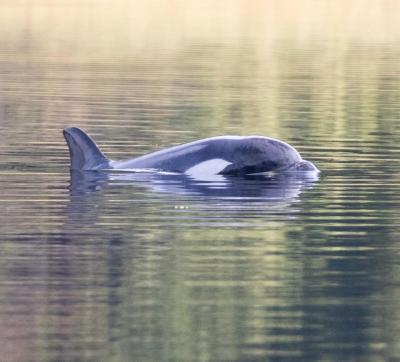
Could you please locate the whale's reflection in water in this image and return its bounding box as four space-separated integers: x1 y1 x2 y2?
69 169 319 202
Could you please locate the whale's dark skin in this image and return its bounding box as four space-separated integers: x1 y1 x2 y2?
63 127 319 176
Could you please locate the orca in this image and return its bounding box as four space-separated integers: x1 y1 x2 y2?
63 127 319 177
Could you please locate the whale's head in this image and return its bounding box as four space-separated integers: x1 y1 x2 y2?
215 136 320 176
249 137 320 174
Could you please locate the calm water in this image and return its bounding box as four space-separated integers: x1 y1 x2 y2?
1 1 400 361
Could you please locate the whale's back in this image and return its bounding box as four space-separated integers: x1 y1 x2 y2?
112 135 302 175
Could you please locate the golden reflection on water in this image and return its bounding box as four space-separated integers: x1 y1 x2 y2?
1 0 400 148
2 0 400 54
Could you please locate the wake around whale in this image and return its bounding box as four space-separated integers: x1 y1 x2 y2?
63 127 319 177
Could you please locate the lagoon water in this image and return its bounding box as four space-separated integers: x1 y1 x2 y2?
1 1 400 361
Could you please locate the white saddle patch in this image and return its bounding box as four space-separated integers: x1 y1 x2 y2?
185 159 232 176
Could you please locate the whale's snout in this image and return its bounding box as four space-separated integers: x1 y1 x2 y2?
289 160 320 173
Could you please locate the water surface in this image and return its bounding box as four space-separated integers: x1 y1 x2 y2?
1 1 400 361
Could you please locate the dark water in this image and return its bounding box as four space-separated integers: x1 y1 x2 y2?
1 2 400 361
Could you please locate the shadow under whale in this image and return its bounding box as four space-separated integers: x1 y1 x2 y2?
68 169 320 202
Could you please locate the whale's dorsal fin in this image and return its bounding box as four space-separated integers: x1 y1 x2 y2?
63 127 110 170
